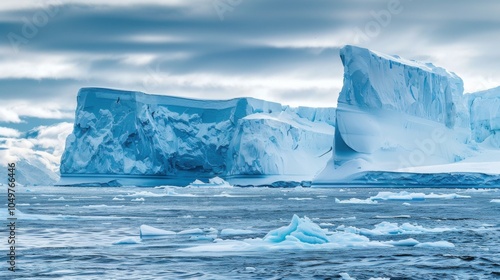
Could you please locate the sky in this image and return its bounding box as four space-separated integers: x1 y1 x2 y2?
1 0 500 133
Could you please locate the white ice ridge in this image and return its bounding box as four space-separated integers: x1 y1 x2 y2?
61 87 335 183
178 215 454 253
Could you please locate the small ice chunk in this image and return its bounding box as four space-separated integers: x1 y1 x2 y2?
113 237 141 245
178 228 204 235
131 198 145 202
140 225 176 237
415 241 455 248
338 221 453 236
191 179 205 185
335 198 377 204
386 238 420 246
491 199 500 203
339 273 356 280
264 215 329 244
112 197 125 201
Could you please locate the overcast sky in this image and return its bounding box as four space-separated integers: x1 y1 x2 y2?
1 0 500 131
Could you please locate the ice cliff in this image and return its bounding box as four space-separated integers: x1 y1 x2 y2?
469 86 500 147
60 88 335 185
315 45 473 184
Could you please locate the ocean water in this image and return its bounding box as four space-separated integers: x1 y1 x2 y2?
2 186 500 280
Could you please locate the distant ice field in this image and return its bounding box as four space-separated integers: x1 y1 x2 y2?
2 185 499 279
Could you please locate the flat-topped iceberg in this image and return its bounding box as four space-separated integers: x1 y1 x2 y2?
60 88 335 186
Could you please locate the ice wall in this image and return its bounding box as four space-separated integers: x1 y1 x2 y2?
469 86 500 147
315 46 472 183
60 88 335 183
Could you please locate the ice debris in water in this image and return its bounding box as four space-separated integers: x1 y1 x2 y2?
370 191 470 201
335 198 378 204
113 237 141 245
264 215 330 244
140 225 176 237
187 177 233 188
175 215 455 252
338 221 454 236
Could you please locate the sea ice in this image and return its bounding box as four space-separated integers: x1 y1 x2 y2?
337 221 454 236
263 215 330 244
178 228 204 235
415 241 455 248
113 237 141 245
370 191 470 201
139 225 176 237
335 198 378 204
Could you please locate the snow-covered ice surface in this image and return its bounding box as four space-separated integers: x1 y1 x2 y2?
3 185 499 279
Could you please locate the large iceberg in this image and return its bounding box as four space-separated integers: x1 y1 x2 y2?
60 88 335 186
315 45 474 184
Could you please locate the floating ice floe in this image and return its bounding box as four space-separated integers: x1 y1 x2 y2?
288 197 314 201
126 191 167 197
220 229 254 236
187 177 233 188
112 197 125 201
337 221 454 236
178 228 204 235
335 198 378 204
113 237 141 245
131 198 145 202
491 199 500 203
415 241 455 248
82 204 124 208
370 191 470 201
139 225 176 237
460 188 498 193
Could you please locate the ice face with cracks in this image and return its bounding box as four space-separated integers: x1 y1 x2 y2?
316 45 473 183
60 88 335 184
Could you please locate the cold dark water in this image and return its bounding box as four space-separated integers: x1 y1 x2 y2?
2 186 499 280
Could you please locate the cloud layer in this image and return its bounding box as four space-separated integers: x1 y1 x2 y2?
1 0 500 125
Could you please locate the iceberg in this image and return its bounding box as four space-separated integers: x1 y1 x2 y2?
60 88 335 186
315 45 477 185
